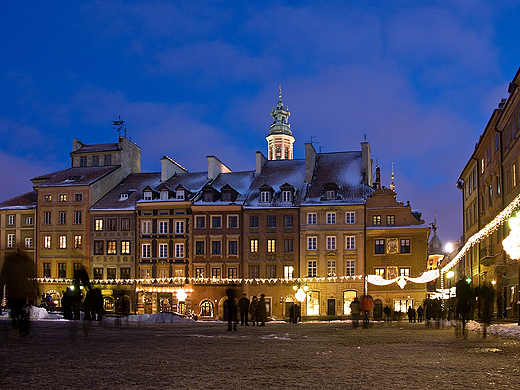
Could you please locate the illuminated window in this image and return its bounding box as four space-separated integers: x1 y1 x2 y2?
308 260 317 277
307 237 317 250
44 235 51 249
372 215 381 226
399 268 410 277
195 268 204 278
327 260 336 277
326 236 336 250
107 241 117 254
345 212 355 224
95 219 103 231
326 212 336 224
481 158 485 174
228 268 238 279
74 235 82 249
345 236 355 250
375 268 385 278
307 213 317 224
345 260 355 276
159 244 168 258
284 265 294 279
175 243 184 258
514 163 517 187
43 263 51 278
59 194 67 202
386 215 395 226
200 300 214 317
59 235 67 249
121 240 130 254
211 268 221 279
267 239 276 253
250 239 259 253
307 291 320 315
44 194 52 202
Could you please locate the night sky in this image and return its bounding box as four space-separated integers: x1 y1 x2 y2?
2 1 520 246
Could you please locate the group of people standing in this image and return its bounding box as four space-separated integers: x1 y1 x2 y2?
226 289 267 331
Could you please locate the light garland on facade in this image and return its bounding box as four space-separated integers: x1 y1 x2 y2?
366 269 439 289
440 192 520 274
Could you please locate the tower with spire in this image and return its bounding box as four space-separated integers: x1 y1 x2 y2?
266 85 295 160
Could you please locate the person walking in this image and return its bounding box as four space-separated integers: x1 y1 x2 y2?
350 297 361 329
226 288 238 331
249 296 259 326
456 278 473 339
258 294 267 326
360 295 372 329
238 293 250 326
417 305 424 323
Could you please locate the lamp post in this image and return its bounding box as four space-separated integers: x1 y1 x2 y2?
446 270 454 319
502 211 520 325
293 283 308 322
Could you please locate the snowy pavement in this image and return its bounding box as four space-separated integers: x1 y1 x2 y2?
1 308 520 389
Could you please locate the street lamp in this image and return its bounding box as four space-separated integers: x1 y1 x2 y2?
502 211 520 325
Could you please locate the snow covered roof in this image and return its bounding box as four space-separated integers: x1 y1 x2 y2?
0 191 37 210
302 152 373 205
194 171 255 205
90 173 162 210
245 159 307 208
72 142 120 154
32 166 120 187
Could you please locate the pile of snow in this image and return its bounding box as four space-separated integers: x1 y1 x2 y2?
123 312 195 323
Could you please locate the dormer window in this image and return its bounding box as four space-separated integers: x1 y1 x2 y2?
160 190 169 200
120 193 129 200
144 191 152 201
260 191 270 203
282 190 292 202
222 192 231 202
326 190 335 200
176 190 185 200
204 191 213 202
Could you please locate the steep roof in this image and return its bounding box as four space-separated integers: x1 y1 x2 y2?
90 173 162 211
303 152 374 205
0 191 37 210
32 166 120 187
245 159 307 208
194 170 255 205
72 143 120 154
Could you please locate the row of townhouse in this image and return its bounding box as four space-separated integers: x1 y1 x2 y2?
456 66 520 319
0 93 432 320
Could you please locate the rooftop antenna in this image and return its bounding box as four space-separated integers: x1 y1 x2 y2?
364 133 367 142
390 162 395 191
113 116 130 140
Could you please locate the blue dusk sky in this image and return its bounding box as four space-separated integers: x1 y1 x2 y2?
2 1 520 246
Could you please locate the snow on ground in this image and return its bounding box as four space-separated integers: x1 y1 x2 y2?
3 306 520 337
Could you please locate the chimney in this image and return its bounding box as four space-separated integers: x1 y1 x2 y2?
207 155 231 180
375 166 381 190
256 151 267 174
305 143 316 183
160 156 187 181
361 142 373 186
72 138 84 152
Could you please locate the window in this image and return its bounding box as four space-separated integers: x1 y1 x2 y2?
211 241 221 255
221 191 231 202
228 268 238 279
307 213 317 224
386 215 395 226
326 190 335 200
120 268 130 279
249 265 259 279
159 244 168 258
284 215 293 228
399 268 410 277
228 215 238 229
107 241 117 255
173 243 183 258
93 267 103 280
73 193 82 203
282 191 292 202
121 240 130 254
266 265 276 278
43 211 51 225
260 191 270 203
345 212 355 224
375 239 385 254
267 216 276 228
203 191 213 202
8 215 15 225
175 221 185 234
326 236 336 250
308 260 317 277
59 194 67 202
195 268 204 278
196 216 205 229
106 268 116 280
228 240 238 255
250 239 259 253
108 218 117 231
372 215 381 226
345 260 355 276
104 155 112 166
74 211 82 225
195 241 205 255
211 216 221 229
95 219 103 231
59 235 67 249
44 235 51 249
250 216 259 228
7 234 14 248
327 260 336 277
284 239 293 253
43 263 51 278
307 237 317 250
284 265 294 279
481 158 485 174
345 236 355 250
90 155 99 167
160 190 169 200
375 268 385 278
267 239 276 253
59 211 66 225
176 189 185 200
514 163 517 187
143 191 152 201
121 218 130 231
79 156 87 167
94 241 103 255
211 268 221 279
142 221 151 234
44 194 52 202
25 237 33 248
159 221 168 234
400 239 411 254
326 212 336 224
58 263 67 278
25 216 33 225
142 244 151 258
74 235 82 249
